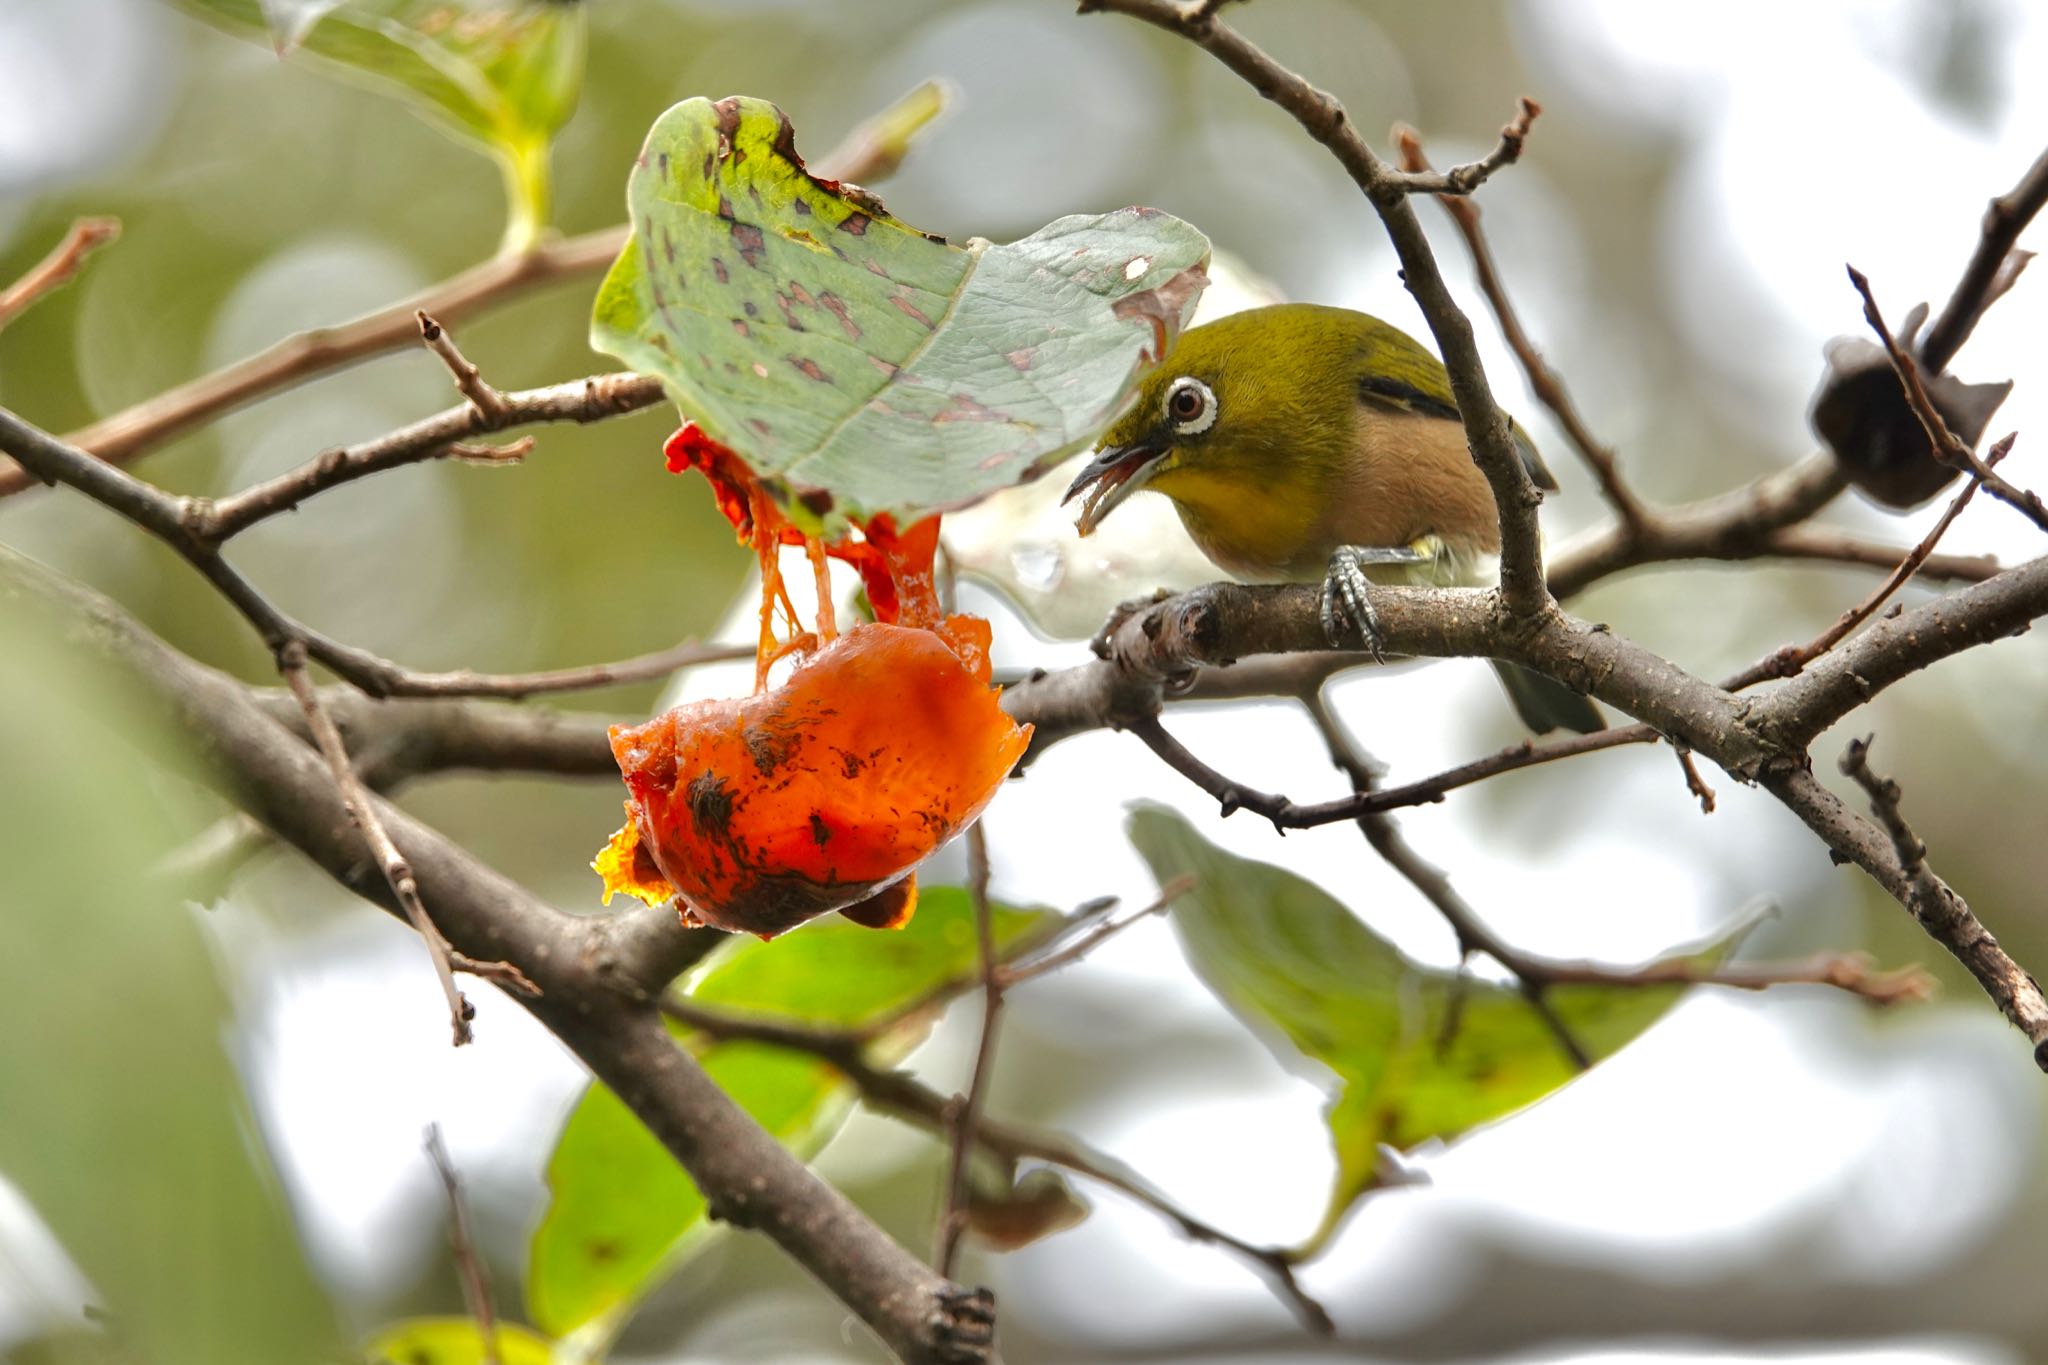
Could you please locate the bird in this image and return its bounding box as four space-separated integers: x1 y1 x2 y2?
1061 301 1602 735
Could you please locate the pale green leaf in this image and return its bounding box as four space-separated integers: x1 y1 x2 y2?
174 0 584 245
526 889 1059 1339
591 95 1210 535
1126 805 1721 1255
0 585 340 1364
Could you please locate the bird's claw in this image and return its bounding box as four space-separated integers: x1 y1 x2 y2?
1321 547 1390 663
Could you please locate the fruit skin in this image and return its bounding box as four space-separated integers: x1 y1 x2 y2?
602 621 1030 938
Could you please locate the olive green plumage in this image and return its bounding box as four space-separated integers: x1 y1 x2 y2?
1067 302 1601 735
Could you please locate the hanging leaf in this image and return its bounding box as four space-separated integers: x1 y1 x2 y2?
1126 805 1729 1256
173 0 585 248
526 888 1059 1340
591 95 1210 536
363 1318 556 1365
525 1044 847 1342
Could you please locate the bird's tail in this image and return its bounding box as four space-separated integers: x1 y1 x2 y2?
1490 660 1605 735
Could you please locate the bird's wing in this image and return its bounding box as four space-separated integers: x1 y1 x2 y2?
1352 329 1558 492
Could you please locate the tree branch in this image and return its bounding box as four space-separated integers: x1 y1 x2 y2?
0 543 995 1364
0 216 120 332
1919 141 2048 373
0 98 934 496
1775 751 2048 1068
1393 124 1645 527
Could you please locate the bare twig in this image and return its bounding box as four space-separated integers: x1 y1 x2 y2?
280 643 478 1044
0 399 746 703
1812 742 2048 1066
1395 123 1645 527
660 991 1334 1334
0 216 120 331
1848 265 2048 533
936 822 1002 1278
424 1124 503 1365
1758 524 1998 584
1389 96 1543 198
1672 747 1716 814
1302 692 1591 1070
417 311 509 422
187 369 663 543
1001 877 1194 986
0 92 940 495
1920 142 2048 372
1725 433 2009 690
444 436 534 465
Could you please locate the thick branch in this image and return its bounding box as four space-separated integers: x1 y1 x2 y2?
0 543 992 1364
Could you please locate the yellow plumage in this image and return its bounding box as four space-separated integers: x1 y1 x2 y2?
1065 302 1600 734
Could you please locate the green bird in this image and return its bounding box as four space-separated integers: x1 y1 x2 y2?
1062 302 1603 735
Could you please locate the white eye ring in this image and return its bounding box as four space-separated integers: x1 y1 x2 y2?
1164 376 1217 436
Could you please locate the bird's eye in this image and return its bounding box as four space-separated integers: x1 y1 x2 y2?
1164 376 1217 436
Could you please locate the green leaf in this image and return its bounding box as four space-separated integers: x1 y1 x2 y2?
526 1045 844 1341
175 0 585 248
364 1318 556 1365
591 95 1211 535
0 584 341 1364
1126 805 1718 1256
682 885 1058 1030
526 888 1059 1340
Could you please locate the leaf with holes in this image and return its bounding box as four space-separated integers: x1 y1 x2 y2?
1126 805 1730 1257
591 95 1210 535
173 0 583 247
525 888 1058 1340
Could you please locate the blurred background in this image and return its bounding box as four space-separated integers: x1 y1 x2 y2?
4 0 2048 1361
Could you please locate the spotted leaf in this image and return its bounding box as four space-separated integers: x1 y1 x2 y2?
592 95 1211 534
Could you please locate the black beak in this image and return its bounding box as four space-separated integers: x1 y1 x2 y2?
1062 437 1169 536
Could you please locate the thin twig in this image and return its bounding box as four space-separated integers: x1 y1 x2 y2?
1303 691 1591 1070
1672 747 1716 814
0 93 939 495
1920 142 2048 372
417 311 509 422
186 369 664 543
659 992 1334 1334
1759 524 1998 584
1823 741 2048 1065
1001 877 1194 986
1395 124 1645 527
0 216 120 331
280 642 477 1044
1725 433 2010 690
0 399 746 702
424 1124 503 1365
936 822 1002 1278
1391 96 1543 198
1848 264 2048 533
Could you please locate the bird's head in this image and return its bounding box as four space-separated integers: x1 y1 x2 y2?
1062 304 1366 535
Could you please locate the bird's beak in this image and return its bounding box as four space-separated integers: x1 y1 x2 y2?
1062 437 1170 537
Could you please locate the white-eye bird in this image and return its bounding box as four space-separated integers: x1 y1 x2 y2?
1062 301 1602 734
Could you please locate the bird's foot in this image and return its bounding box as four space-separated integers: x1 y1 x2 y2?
1320 544 1430 662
